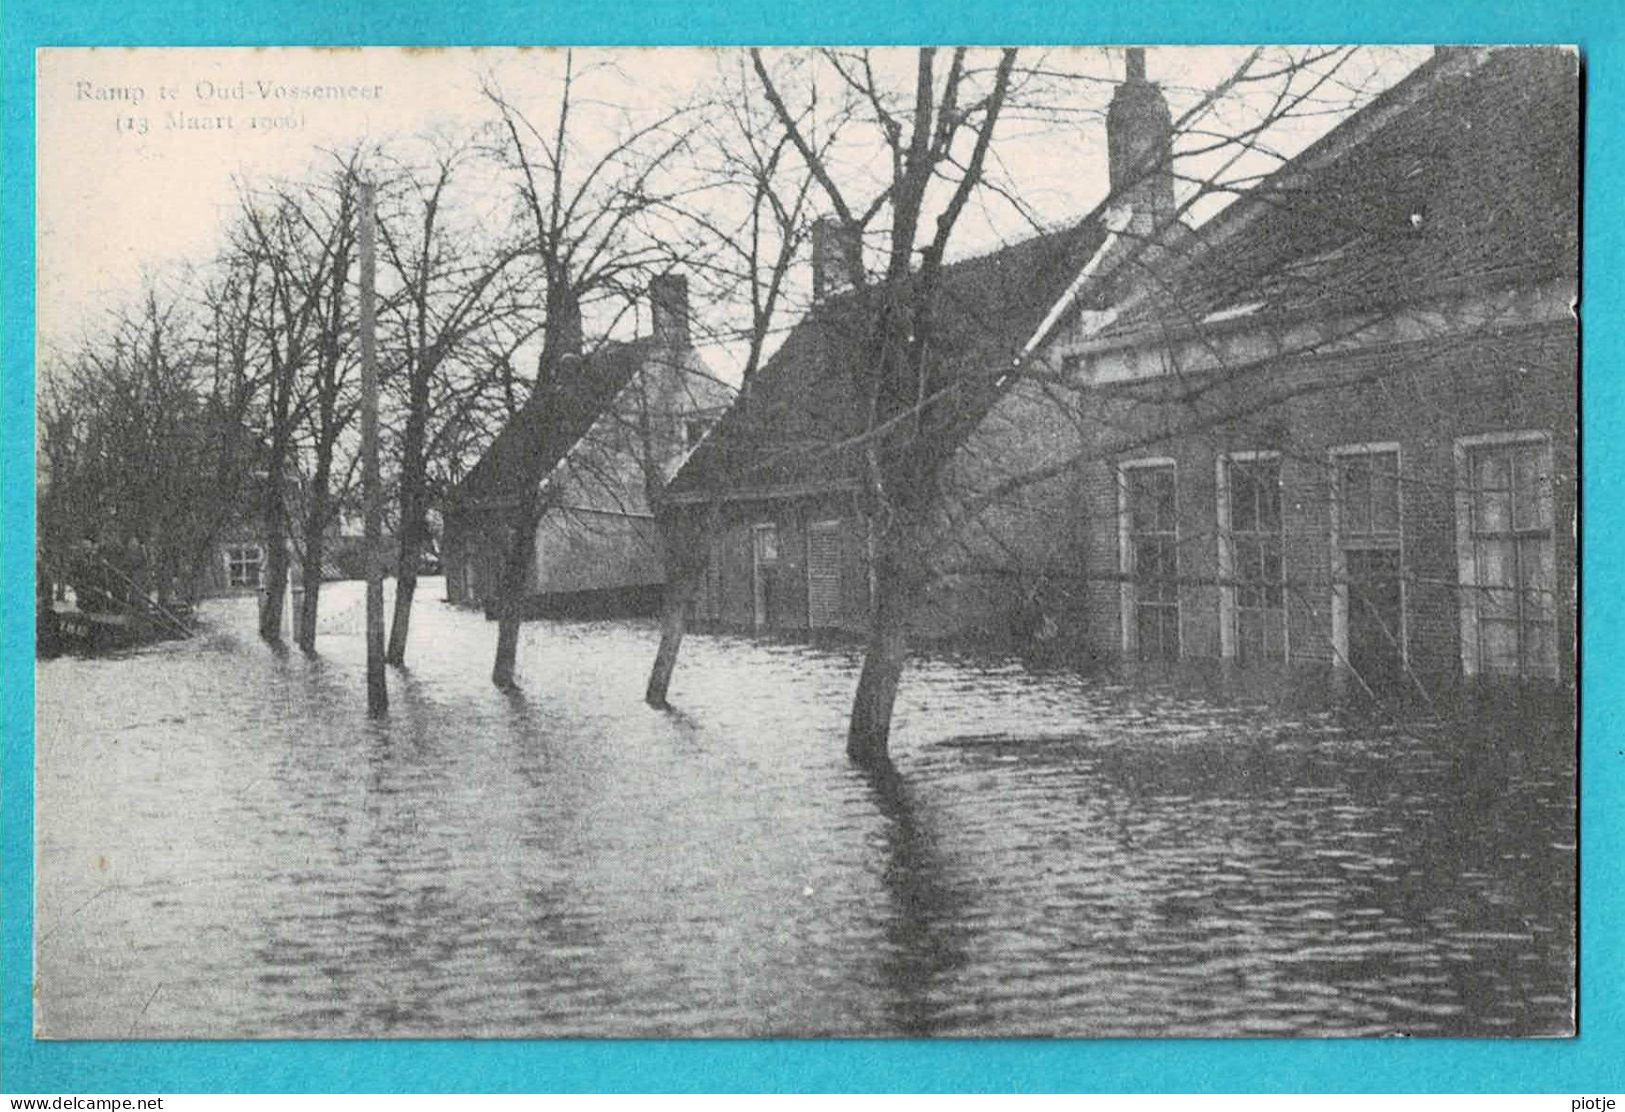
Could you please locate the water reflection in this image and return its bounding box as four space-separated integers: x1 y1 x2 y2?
33 581 1574 1038
858 761 970 1037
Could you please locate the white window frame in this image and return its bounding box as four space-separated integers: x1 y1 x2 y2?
1328 442 1406 671
1216 450 1288 663
1116 457 1180 660
1454 430 1559 679
225 543 264 589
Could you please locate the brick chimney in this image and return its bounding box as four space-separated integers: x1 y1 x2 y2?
810 215 862 302
1106 47 1176 239
649 273 690 348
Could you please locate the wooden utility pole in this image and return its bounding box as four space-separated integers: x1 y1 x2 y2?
360 179 388 716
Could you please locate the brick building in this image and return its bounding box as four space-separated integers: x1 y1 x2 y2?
444 276 733 617
665 46 1578 693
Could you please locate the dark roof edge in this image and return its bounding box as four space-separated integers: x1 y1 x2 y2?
1143 47 1494 283
1074 268 1576 360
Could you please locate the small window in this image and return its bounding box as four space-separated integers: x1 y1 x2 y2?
1457 434 1557 678
1120 461 1180 662
1220 454 1286 663
1337 450 1401 541
226 544 264 588
753 524 779 564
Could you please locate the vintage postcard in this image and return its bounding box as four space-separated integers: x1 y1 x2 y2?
32 44 1578 1039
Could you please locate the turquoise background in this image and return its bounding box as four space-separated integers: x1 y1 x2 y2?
2 0 1616 1093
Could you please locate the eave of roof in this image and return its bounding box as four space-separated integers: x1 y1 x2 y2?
1078 46 1578 355
664 213 1114 502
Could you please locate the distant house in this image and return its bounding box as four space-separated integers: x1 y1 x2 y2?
444 276 732 617
663 46 1577 692
199 527 272 597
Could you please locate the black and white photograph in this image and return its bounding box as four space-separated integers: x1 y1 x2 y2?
32 44 1578 1039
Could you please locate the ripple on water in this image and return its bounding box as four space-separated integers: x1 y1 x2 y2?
34 580 1575 1038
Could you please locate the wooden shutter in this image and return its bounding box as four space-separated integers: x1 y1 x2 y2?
807 520 843 629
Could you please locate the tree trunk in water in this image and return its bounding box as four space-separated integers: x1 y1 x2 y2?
644 510 708 708
388 352 431 667
847 580 912 768
386 495 422 665
847 546 923 768
296 477 331 654
259 475 287 643
645 582 689 709
296 529 325 654
297 554 321 653
646 571 704 709
491 498 542 689
259 369 292 642
386 564 418 666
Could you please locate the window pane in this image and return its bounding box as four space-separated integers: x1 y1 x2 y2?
1341 458 1371 534
1133 537 1164 590
1513 445 1553 531
1519 535 1556 620
1257 462 1282 528
1475 486 1511 534
755 527 778 563
1476 537 1516 589
1480 618 1521 674
1158 607 1180 659
1157 472 1176 530
1128 467 1174 533
1373 453 1400 533
1479 586 1518 620
1232 535 1251 578
1127 465 1180 657
1229 467 1256 532
1262 542 1282 587
1524 620 1557 675
1475 448 1511 493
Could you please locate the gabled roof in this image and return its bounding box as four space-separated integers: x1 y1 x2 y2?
1092 46 1579 344
667 48 1578 507
666 217 1111 501
450 338 655 512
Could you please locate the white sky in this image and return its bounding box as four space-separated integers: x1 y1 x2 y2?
35 46 1430 378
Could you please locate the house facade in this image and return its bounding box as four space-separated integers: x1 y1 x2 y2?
1019 45 1578 691
198 529 273 597
666 46 1578 695
445 276 733 617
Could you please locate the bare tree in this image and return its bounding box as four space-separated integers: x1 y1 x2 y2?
479 50 697 689
641 47 1021 761
291 162 366 654
375 145 534 667
641 53 824 707
37 279 247 623
644 46 1464 765
232 180 344 644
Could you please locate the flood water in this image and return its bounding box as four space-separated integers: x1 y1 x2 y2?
34 579 1574 1038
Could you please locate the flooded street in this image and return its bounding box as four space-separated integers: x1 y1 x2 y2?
34 579 1574 1039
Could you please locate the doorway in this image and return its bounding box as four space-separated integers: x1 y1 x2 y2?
1345 547 1404 690
752 523 779 631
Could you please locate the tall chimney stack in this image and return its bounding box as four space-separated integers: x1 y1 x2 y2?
1106 47 1176 238
649 273 690 348
810 216 863 302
